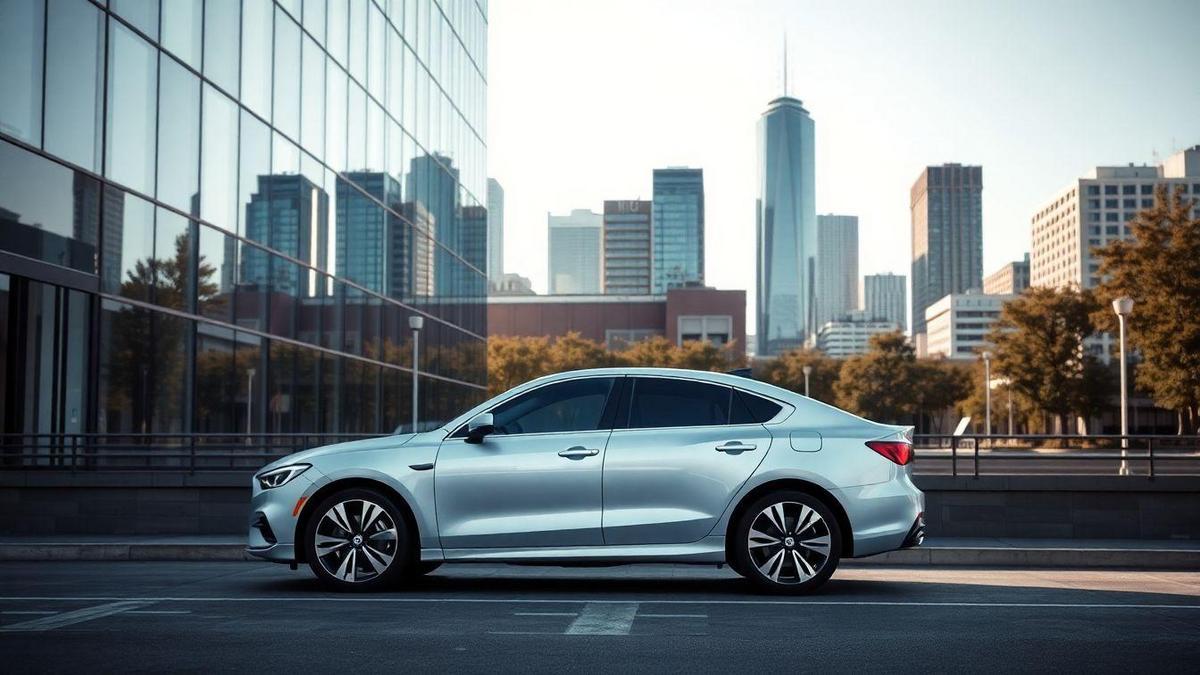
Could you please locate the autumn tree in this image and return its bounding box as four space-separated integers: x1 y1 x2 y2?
911 359 972 433
834 331 918 423
987 286 1110 434
755 348 841 402
1092 185 1200 433
486 335 552 396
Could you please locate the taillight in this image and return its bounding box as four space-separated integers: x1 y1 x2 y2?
866 440 913 466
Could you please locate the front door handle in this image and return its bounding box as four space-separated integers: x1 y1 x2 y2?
558 446 600 459
716 441 757 453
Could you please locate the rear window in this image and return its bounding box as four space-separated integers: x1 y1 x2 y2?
627 377 730 428
730 389 783 424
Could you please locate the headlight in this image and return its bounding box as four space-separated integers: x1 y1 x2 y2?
256 464 311 489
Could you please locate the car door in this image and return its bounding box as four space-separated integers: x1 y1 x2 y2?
601 377 777 545
435 376 620 549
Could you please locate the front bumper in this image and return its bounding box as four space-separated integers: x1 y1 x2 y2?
245 469 320 563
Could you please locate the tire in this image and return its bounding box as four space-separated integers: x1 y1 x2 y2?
304 488 411 591
731 490 842 595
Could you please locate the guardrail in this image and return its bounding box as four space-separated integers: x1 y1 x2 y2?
0 433 387 472
2 432 1199 476
913 434 1200 478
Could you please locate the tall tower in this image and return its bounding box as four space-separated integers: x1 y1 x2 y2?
815 214 859 327
910 164 983 337
651 167 705 292
756 91 816 355
487 178 504 285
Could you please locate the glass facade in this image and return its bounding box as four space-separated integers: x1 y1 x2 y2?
0 0 488 442
651 168 704 294
756 96 816 356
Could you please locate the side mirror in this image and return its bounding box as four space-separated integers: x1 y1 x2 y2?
465 412 495 444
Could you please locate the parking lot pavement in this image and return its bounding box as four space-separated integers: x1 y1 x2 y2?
2 562 1198 673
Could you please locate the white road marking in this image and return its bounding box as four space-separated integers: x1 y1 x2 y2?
125 610 192 615
565 602 639 635
0 601 154 632
639 613 707 618
2 611 57 615
0 597 1198 610
513 611 578 617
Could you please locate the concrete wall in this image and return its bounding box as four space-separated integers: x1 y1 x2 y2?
1 472 1198 539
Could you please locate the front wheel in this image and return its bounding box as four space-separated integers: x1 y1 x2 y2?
304 488 411 591
731 491 842 594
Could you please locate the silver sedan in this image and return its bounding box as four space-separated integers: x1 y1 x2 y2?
247 368 924 594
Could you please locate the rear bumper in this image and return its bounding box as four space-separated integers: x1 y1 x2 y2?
834 469 924 558
901 512 926 548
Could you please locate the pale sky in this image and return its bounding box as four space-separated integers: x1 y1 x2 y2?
487 0 1200 329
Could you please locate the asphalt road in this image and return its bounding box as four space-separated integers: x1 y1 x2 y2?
1 562 1198 673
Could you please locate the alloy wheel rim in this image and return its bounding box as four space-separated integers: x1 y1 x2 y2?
314 499 398 582
747 501 831 585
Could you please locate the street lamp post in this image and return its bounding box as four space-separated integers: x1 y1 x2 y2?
1113 297 1134 475
802 365 812 398
246 368 256 437
981 351 992 437
409 315 424 433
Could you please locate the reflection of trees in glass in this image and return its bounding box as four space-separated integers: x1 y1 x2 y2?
106 230 218 434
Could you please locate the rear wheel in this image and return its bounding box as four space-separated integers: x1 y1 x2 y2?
304 488 411 591
732 491 841 594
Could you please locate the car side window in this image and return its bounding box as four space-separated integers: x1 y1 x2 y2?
730 389 783 424
488 378 616 436
627 377 730 428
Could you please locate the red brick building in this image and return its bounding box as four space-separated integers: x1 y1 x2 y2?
487 287 746 358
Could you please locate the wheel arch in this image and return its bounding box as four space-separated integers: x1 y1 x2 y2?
294 477 421 565
724 479 855 561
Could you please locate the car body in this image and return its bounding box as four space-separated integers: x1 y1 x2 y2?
247 367 924 593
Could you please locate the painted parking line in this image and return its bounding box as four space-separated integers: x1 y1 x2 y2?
0 601 155 633
513 611 578 617
1 596 1199 610
565 603 639 635
639 613 707 618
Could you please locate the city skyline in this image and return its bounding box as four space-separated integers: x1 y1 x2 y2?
488 0 1200 324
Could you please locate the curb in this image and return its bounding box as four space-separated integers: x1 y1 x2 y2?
847 547 1200 570
0 543 1197 569
0 544 257 562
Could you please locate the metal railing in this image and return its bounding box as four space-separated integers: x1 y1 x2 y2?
0 433 387 472
913 434 1200 478
2 432 1199 477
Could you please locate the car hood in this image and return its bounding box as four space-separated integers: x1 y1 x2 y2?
259 434 419 473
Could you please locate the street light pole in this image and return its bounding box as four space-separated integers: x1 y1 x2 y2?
409 315 424 433
802 365 812 398
1113 297 1134 475
981 352 992 437
246 368 256 437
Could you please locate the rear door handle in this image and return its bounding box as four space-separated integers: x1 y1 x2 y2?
716 441 757 453
558 446 600 459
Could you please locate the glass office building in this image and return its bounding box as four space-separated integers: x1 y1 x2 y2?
651 167 704 293
0 0 488 445
756 95 816 356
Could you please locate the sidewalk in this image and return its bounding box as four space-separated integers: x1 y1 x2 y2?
0 535 1196 568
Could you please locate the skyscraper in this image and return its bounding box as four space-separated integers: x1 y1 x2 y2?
863 272 907 332
651 168 704 292
336 172 404 297
487 178 504 284
603 199 652 294
983 253 1030 295
242 174 329 297
548 209 603 294
910 164 983 337
406 153 463 293
756 95 816 355
815 214 859 327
